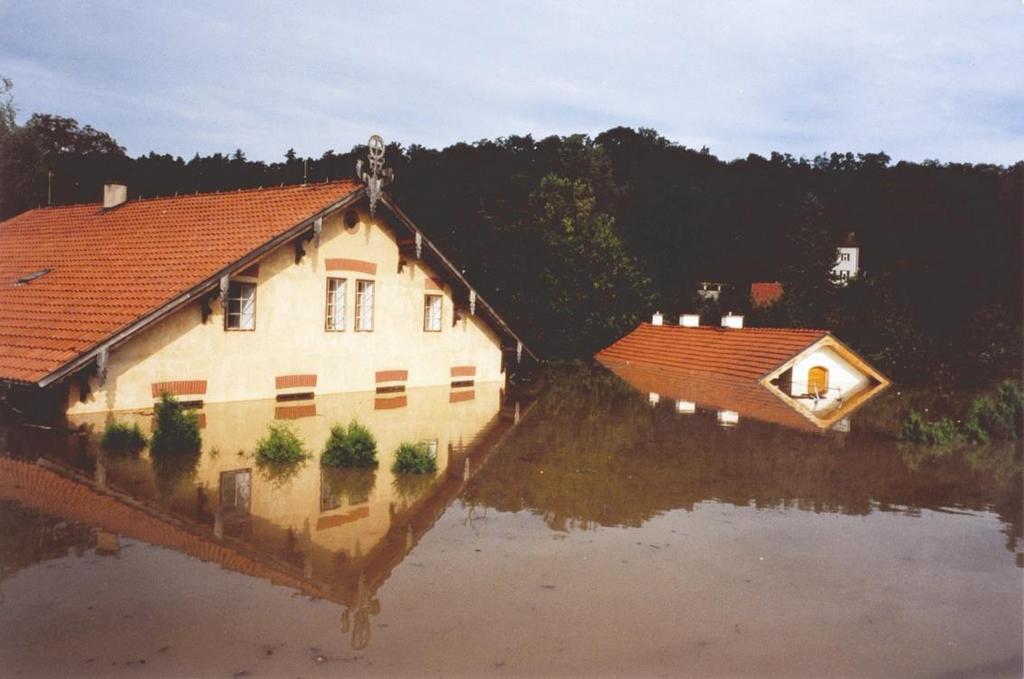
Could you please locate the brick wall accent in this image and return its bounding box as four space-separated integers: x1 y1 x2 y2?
151 380 207 398
449 390 476 403
316 507 370 531
275 374 317 390
375 370 408 383
450 365 476 378
326 258 377 275
274 404 317 420
374 395 408 410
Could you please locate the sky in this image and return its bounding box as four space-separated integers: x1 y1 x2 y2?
1 1 1022 164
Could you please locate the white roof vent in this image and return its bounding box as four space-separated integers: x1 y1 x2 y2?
720 313 744 329
651 312 664 326
680 314 700 327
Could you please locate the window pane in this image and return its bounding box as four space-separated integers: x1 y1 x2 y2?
227 281 256 330
424 294 442 331
357 280 374 331
326 278 346 330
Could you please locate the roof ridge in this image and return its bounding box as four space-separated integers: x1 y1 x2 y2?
12 179 362 215
638 322 828 334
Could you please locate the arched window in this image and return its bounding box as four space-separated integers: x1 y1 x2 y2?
808 366 829 395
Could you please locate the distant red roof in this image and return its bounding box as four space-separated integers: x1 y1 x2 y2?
0 181 361 383
750 282 784 308
595 323 826 381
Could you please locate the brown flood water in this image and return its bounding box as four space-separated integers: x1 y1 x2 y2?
0 366 1020 678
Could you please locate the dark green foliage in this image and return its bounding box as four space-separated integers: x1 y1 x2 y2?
100 421 147 455
391 442 437 474
1 78 1019 385
254 423 309 464
321 420 378 468
150 393 201 455
899 412 965 446
900 380 1023 446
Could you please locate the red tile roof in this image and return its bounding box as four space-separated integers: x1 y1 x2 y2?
0 181 361 383
595 323 826 381
750 281 784 308
601 361 820 432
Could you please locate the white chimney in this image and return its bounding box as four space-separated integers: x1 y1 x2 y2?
651 312 664 326
649 392 660 406
103 183 127 209
717 410 740 427
675 400 696 414
720 313 744 329
680 314 700 327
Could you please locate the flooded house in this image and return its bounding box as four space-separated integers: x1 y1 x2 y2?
0 144 532 418
596 313 890 430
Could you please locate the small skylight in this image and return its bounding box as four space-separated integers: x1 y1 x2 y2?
14 268 51 285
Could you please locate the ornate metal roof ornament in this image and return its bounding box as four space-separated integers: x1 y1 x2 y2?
356 134 393 216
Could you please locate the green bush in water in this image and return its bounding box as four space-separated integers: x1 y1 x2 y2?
255 423 310 464
321 420 378 468
100 421 147 454
391 441 437 474
150 393 201 454
899 411 965 446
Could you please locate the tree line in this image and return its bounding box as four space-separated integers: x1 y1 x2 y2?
1 79 1020 385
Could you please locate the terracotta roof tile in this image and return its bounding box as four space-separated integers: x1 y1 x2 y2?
595 323 826 380
0 181 360 383
600 361 820 432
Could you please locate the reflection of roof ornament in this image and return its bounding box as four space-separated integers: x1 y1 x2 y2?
355 134 393 216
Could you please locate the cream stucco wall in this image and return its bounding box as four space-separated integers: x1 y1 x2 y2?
69 382 504 577
789 346 870 413
66 208 506 414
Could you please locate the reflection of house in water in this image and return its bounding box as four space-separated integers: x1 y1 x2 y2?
596 314 889 431
1 383 530 650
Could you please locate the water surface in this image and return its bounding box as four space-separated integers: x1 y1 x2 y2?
0 367 1020 677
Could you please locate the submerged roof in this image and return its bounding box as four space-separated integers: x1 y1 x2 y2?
603 361 821 432
595 323 827 380
0 181 532 385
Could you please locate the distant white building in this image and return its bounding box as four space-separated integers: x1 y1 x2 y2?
697 281 725 301
832 232 859 284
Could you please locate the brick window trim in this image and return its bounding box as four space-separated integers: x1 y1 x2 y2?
375 369 409 383
151 380 208 398
326 258 377 275
451 365 476 378
275 374 318 390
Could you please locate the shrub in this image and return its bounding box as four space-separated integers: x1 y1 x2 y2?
150 393 201 454
321 420 378 468
391 441 437 474
100 421 147 454
255 423 310 464
899 411 964 446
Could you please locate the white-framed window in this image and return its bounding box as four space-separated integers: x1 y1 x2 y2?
423 294 442 332
225 281 256 330
355 280 375 331
325 277 346 331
